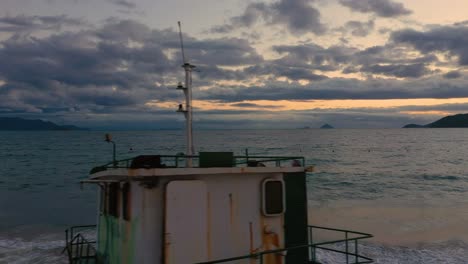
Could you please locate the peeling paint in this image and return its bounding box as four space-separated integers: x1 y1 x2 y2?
207 192 212 259
97 214 139 264
229 193 234 227
164 232 171 264
249 222 255 264
94 171 291 264
262 225 282 264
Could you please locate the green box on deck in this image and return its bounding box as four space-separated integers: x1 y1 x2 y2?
199 152 234 168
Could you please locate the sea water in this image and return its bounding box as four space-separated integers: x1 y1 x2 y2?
1 129 468 263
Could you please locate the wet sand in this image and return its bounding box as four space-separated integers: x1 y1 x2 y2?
309 200 468 246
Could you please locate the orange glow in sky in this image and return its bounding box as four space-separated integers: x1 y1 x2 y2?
148 98 468 115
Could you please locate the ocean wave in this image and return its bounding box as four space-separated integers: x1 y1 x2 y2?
421 175 461 181
2 236 467 264
0 235 67 264
315 240 468 264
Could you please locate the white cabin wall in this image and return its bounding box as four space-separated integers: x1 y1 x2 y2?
119 172 285 264
199 173 285 262
131 182 164 264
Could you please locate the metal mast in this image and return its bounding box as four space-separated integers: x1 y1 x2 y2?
176 21 195 167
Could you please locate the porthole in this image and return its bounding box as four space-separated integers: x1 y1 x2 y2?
262 179 285 216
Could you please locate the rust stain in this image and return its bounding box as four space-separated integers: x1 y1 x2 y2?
229 192 241 257
259 214 283 264
249 222 253 252
262 228 282 264
259 215 265 264
206 192 212 260
229 193 234 227
163 183 169 264
164 232 171 264
249 222 255 264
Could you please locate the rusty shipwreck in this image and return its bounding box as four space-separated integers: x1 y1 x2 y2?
63 22 374 264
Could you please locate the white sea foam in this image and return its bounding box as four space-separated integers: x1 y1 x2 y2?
316 241 468 264
1 236 468 263
0 234 67 264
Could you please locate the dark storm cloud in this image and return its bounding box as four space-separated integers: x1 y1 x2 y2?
361 63 430 78
0 18 264 113
348 44 437 78
210 25 235 34
392 24 468 66
195 65 245 81
0 27 170 88
0 15 86 32
443 71 462 79
399 103 468 113
191 42 359 82
244 64 328 81
339 0 412 18
3 14 468 129
230 103 282 109
270 42 435 79
210 0 326 35
230 3 269 28
200 77 468 102
272 0 326 35
195 63 329 84
97 18 153 42
184 38 264 66
354 45 438 66
108 0 136 9
272 44 356 71
341 20 375 37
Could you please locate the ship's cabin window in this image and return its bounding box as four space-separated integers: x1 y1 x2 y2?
262 179 285 216
99 185 106 214
122 182 131 221
108 183 120 217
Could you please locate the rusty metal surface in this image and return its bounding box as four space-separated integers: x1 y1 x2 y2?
207 192 212 260
95 171 288 264
90 167 305 180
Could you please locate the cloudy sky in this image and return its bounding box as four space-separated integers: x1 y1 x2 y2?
1 0 468 129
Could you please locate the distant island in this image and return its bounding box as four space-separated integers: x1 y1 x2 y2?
403 113 468 128
0 117 85 130
320 123 334 129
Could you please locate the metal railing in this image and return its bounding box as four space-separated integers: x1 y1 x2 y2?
62 224 371 264
64 225 97 264
196 225 373 264
308 225 373 264
90 155 305 174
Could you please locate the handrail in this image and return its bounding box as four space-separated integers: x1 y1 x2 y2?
196 225 373 264
308 225 373 264
90 155 305 174
62 224 372 264
64 225 97 264
308 225 373 237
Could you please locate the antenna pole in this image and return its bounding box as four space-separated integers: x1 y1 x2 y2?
176 21 195 167
177 21 187 64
